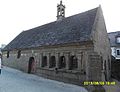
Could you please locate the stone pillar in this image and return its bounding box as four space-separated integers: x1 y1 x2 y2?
55 53 60 68
47 53 50 68
64 53 70 70
77 53 82 70
34 53 39 68
39 53 43 67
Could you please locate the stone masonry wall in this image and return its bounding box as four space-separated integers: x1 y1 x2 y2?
91 7 111 81
2 43 94 85
86 52 102 81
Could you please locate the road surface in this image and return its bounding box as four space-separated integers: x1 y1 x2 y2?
0 67 88 92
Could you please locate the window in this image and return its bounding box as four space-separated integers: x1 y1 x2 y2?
69 56 78 70
104 60 106 70
42 56 47 67
108 59 111 70
101 57 104 70
7 51 9 58
17 50 21 59
116 37 120 43
49 56 56 68
59 56 66 69
117 50 120 55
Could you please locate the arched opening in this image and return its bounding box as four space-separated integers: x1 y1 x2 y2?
108 58 111 70
17 50 21 59
104 60 107 81
101 56 104 70
69 56 78 70
42 56 47 67
49 56 56 68
59 56 66 69
7 51 9 58
28 57 35 73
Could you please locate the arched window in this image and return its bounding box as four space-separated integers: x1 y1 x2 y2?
42 56 47 67
116 36 120 43
17 50 21 59
7 51 9 58
69 56 78 70
59 56 66 69
49 56 56 68
104 60 106 70
101 56 104 70
104 60 107 81
108 59 111 70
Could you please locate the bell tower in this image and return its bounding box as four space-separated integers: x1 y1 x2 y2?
57 0 65 20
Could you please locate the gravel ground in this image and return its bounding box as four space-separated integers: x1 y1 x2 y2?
0 67 88 92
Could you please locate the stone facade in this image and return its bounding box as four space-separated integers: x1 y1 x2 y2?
91 6 111 81
2 42 110 85
2 43 93 84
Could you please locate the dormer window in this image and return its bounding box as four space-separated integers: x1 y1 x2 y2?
117 50 120 55
116 37 120 43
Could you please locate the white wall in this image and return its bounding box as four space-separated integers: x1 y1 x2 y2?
111 47 120 60
111 47 116 57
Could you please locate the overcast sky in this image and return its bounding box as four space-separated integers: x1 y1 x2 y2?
0 0 120 46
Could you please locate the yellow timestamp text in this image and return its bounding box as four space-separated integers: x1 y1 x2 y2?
83 81 116 86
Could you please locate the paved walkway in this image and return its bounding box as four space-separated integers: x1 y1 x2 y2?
103 79 120 92
0 67 88 92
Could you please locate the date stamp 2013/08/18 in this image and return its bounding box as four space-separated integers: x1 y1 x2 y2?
83 81 116 86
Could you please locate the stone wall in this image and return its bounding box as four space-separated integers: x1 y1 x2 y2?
91 6 111 81
86 52 102 81
2 43 95 85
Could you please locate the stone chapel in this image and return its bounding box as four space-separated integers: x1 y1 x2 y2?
2 1 111 85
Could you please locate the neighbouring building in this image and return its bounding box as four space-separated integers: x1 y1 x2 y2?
0 44 6 55
108 31 120 80
2 1 111 85
108 31 120 61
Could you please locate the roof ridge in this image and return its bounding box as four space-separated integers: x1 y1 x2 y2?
3 7 98 51
25 7 99 32
108 31 120 34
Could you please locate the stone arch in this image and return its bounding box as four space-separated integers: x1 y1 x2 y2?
49 56 56 68
69 55 78 70
59 56 66 69
42 56 47 67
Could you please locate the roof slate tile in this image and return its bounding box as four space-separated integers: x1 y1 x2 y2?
4 7 98 50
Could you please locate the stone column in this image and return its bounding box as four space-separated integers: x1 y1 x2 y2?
47 53 50 68
77 53 82 70
55 53 59 68
64 53 70 70
39 53 43 68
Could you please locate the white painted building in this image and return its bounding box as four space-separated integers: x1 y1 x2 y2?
108 31 120 60
0 44 6 55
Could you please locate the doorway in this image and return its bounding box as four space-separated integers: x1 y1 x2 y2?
28 57 35 73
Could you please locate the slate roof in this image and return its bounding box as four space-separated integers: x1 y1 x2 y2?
3 7 98 51
108 31 120 47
